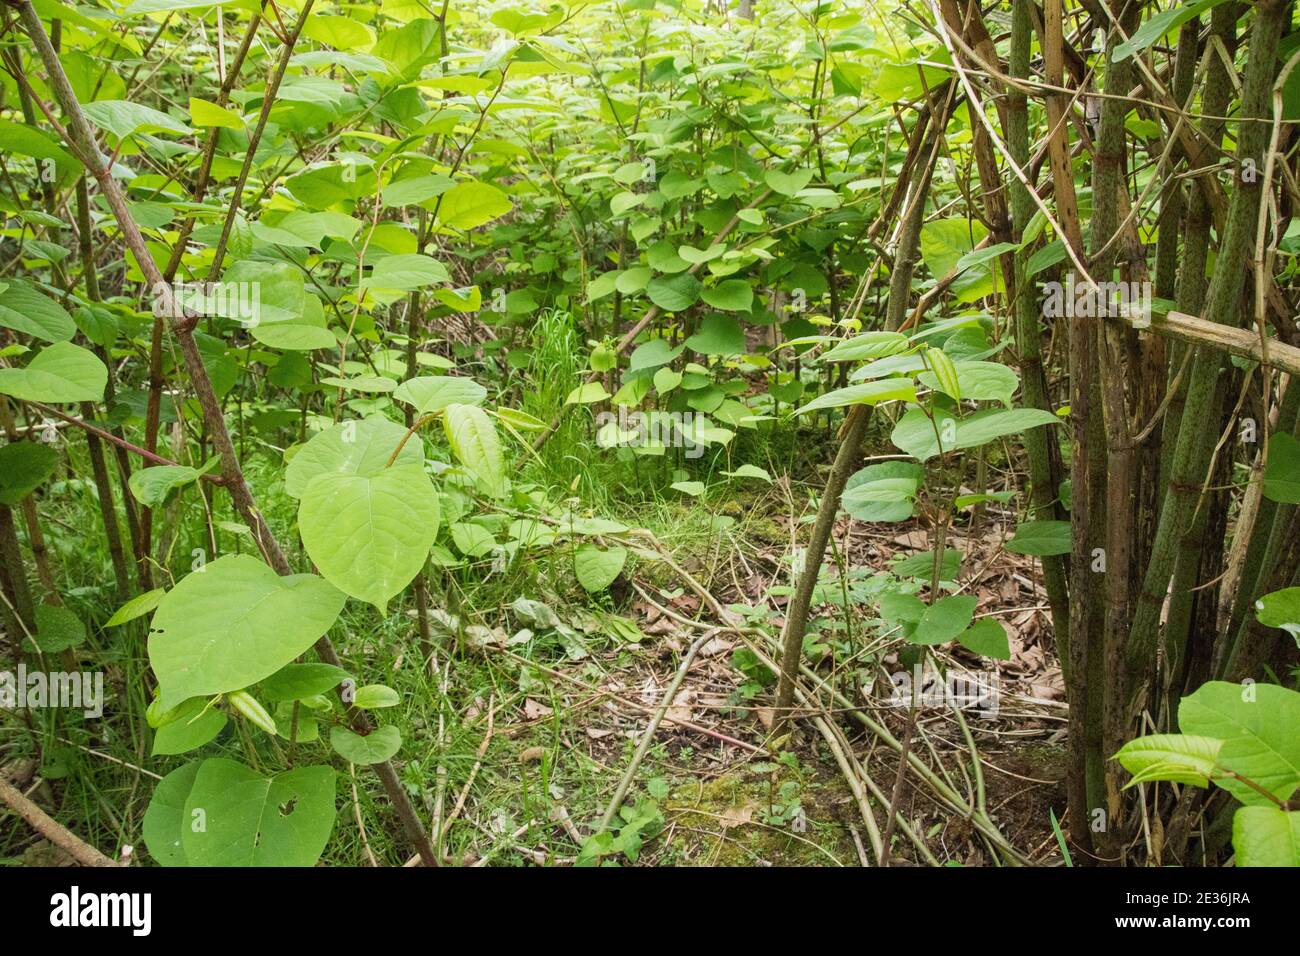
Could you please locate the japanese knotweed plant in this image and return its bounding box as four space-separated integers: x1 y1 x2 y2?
1115 674 1300 867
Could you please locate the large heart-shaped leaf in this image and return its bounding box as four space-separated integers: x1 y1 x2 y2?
0 341 107 403
284 417 422 498
1179 681 1300 804
393 375 487 413
181 758 336 867
148 554 346 710
0 281 76 342
298 463 440 613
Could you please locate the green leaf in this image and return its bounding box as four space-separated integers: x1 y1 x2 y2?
1233 806 1300 866
821 331 910 362
188 96 243 129
1115 733 1224 788
83 99 190 139
646 274 702 312
700 280 753 312
298 463 440 614
128 464 200 508
285 417 422 498
0 441 59 505
685 314 745 355
106 587 167 627
1006 520 1071 557
143 760 200 867
444 403 505 497
958 618 1011 659
722 464 771 482
1114 0 1227 63
0 341 107 403
362 253 450 291
29 604 86 653
565 382 611 405
0 281 76 342
891 406 1060 462
908 594 978 645
671 480 705 496
1180 681 1300 804
917 360 1019 407
438 180 512 230
353 684 400 709
148 554 346 711
259 663 350 702
1262 432 1300 504
575 544 628 592
925 348 961 401
843 461 922 522
330 725 401 764
765 167 814 196
794 379 917 415
182 758 336 867
393 375 487 413
152 697 227 756
1255 587 1300 642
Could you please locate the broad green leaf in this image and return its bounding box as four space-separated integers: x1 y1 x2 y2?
393 375 487 413
1179 681 1300 804
821 331 910 362
106 587 167 626
302 13 377 51
362 253 450 290
29 604 86 653
794 379 917 415
83 99 189 139
722 464 771 482
958 618 1011 659
284 417 422 498
574 544 628 592
646 274 702 312
148 554 346 710
1115 733 1224 787
701 280 753 312
1256 587 1300 642
671 480 705 496
1262 433 1300 504
298 463 441 614
438 180 512 229
444 403 505 496
685 314 745 355
331 725 401 764
908 594 978 645
892 406 1060 462
0 341 107 403
143 760 200 867
1114 0 1227 63
566 382 611 404
1233 806 1300 867
129 465 200 508
353 684 400 709
259 663 350 702
1006 520 1071 557
182 759 337 867
918 360 1019 407
188 97 242 129
0 441 59 505
0 281 76 342
765 167 814 195
152 697 227 756
843 461 923 522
